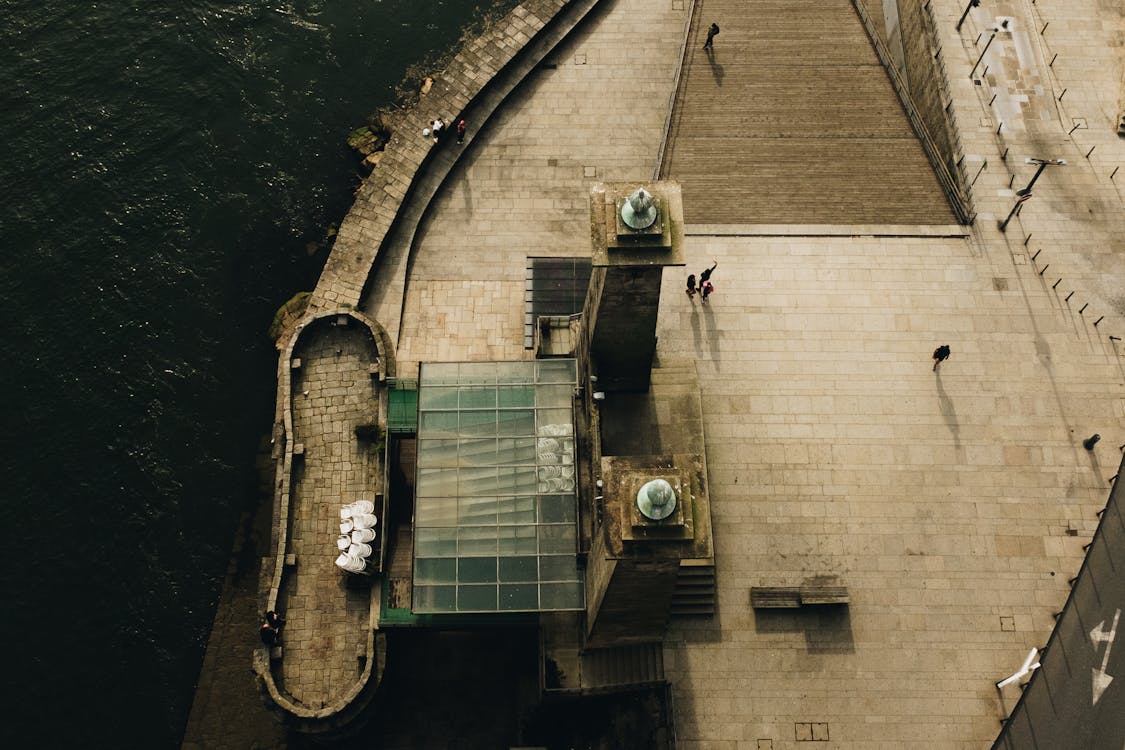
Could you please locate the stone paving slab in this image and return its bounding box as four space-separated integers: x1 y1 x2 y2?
393 0 688 369
386 0 1125 748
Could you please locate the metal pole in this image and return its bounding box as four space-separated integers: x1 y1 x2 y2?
1000 194 1031 232
1017 163 1049 196
956 0 981 32
970 32 997 79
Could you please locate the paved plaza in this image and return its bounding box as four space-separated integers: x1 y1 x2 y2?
379 0 1125 747
186 0 1125 746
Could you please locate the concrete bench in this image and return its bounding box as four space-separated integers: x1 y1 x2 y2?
751 585 849 609
750 587 801 609
798 585 849 605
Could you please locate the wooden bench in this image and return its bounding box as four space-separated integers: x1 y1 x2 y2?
751 585 849 609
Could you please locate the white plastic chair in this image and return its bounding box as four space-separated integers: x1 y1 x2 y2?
348 542 373 559
351 527 376 544
351 513 378 530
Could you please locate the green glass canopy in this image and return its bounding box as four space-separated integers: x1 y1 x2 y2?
412 360 584 614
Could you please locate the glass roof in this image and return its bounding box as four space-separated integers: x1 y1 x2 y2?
413 360 584 614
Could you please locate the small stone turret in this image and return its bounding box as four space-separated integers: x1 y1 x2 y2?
581 181 685 393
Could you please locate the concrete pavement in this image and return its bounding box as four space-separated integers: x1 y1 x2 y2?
384 0 1125 747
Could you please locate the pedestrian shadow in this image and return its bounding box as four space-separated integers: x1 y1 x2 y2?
690 303 703 357
704 47 724 87
702 302 721 362
754 606 855 654
935 371 961 451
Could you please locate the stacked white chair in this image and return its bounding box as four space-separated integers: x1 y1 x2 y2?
351 513 378 530
335 553 367 573
351 527 376 544
334 499 378 574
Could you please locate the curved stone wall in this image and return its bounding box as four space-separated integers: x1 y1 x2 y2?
255 307 393 723
259 0 611 728
308 0 581 315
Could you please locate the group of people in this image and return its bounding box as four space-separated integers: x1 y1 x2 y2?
259 610 286 647
424 116 467 144
686 260 717 302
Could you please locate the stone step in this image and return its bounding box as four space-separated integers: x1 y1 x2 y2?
671 562 716 617
580 643 665 690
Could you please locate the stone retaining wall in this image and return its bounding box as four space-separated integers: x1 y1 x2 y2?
308 0 575 314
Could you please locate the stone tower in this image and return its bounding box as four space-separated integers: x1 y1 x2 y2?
581 181 685 392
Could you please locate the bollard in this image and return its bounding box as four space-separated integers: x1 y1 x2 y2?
1110 336 1122 342
1112 167 1120 180
1041 22 1049 34
1079 303 1089 313
997 121 1003 134
1068 122 1082 135
1038 264 1049 276
1052 279 1061 289
1031 248 1042 261
1094 316 1104 326
1009 174 1015 188
975 33 982 44
1065 291 1075 302
989 93 997 106
1001 147 1009 160
1086 146 1095 159
1083 434 1101 450
1058 89 1067 101
1024 234 1032 246
1049 53 1057 67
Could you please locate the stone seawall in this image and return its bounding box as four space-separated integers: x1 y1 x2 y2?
307 0 578 316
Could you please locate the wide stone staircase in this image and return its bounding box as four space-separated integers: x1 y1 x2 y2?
661 0 956 225
579 643 666 692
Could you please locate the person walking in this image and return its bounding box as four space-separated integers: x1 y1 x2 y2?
700 279 714 303
456 118 467 144
686 273 697 299
932 344 951 371
703 23 719 49
699 260 717 285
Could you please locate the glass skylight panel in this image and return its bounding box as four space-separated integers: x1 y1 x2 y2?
413 360 583 613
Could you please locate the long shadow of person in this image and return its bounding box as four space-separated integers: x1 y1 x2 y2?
705 47 724 87
935 370 961 452
691 303 703 357
702 301 721 364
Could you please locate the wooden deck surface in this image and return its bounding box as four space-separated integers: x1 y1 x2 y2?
661 0 956 225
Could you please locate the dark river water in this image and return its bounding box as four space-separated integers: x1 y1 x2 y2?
0 1 489 745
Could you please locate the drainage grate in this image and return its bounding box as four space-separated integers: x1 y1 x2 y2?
795 722 829 741
524 257 592 349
